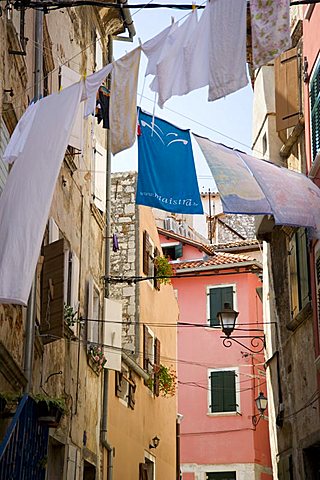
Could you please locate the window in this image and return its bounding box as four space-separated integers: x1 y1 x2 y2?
207 285 235 327
209 369 238 413
288 228 310 317
206 473 236 480
143 325 161 396
87 278 102 348
310 58 320 161
143 231 160 290
139 457 155 480
115 363 136 409
161 242 183 260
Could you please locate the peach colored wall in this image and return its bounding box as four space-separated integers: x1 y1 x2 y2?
108 207 179 480
163 237 271 474
303 5 320 170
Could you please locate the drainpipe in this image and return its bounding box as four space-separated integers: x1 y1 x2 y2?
116 0 136 41
101 34 113 480
24 7 43 393
176 414 183 480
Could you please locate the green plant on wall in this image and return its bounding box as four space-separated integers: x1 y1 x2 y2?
154 256 174 285
64 304 77 327
149 364 177 397
32 393 67 414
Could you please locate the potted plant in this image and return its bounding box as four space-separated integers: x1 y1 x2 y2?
32 394 67 427
149 364 177 397
154 256 174 285
64 304 77 327
88 345 107 373
0 392 21 417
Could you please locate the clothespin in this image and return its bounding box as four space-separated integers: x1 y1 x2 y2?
138 37 142 47
192 1 196 10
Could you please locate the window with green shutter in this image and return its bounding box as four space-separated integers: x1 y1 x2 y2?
208 286 234 327
206 473 236 480
310 60 320 161
206 472 237 480
209 370 237 413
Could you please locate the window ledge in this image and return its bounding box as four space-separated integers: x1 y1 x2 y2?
207 411 240 417
286 301 312 331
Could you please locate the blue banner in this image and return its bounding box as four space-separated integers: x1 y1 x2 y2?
136 110 203 214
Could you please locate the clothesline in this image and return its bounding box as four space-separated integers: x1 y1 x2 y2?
12 0 320 11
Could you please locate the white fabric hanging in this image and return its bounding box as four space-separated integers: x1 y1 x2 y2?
84 63 113 117
142 22 177 77
0 81 83 305
208 0 248 101
149 10 198 108
3 101 39 164
110 47 141 155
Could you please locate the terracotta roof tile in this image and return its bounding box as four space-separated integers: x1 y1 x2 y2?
174 252 259 270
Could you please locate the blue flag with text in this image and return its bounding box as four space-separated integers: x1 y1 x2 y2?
136 110 203 214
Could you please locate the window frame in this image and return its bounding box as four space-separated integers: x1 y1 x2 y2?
206 472 236 480
206 284 237 329
288 228 310 318
208 367 240 415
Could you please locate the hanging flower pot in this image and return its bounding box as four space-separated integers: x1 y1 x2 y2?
33 395 67 427
154 256 174 285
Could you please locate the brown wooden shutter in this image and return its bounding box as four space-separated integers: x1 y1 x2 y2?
154 338 161 397
143 324 149 370
153 247 161 290
128 372 136 409
40 238 65 344
275 47 301 132
143 231 151 275
115 371 123 397
139 463 148 480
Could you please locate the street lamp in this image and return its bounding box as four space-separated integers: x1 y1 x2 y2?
252 391 268 426
217 302 239 337
217 302 265 354
149 436 160 449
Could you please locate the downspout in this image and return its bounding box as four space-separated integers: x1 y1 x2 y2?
115 0 136 41
24 7 43 393
101 34 113 480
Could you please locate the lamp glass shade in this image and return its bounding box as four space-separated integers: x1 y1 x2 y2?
255 392 268 414
217 302 239 335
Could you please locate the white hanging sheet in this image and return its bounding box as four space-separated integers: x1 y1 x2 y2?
208 0 248 101
142 22 178 77
0 81 83 305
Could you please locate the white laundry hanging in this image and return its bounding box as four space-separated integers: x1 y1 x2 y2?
110 47 141 155
142 21 178 77
0 81 83 305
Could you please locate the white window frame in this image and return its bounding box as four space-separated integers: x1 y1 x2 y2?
207 367 240 416
145 325 155 374
206 283 237 329
87 277 102 348
144 451 156 480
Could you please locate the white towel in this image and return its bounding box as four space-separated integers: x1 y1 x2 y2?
142 22 177 77
110 48 141 155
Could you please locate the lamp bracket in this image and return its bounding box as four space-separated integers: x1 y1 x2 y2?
221 335 265 354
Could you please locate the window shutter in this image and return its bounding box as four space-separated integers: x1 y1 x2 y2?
60 65 83 151
139 463 148 480
143 324 149 370
174 243 183 259
48 217 59 244
115 371 123 397
154 338 161 396
310 62 320 161
87 277 95 343
153 247 161 290
289 236 299 317
69 251 80 335
40 238 65 344
315 253 320 344
143 231 151 275
128 372 136 409
210 371 224 413
209 287 233 327
103 298 122 372
223 370 237 412
93 142 107 212
275 47 301 132
296 228 310 309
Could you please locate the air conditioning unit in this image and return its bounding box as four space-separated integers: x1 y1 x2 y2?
164 218 175 232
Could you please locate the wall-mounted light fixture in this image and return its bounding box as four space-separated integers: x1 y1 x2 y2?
217 303 265 354
252 391 268 427
149 436 160 449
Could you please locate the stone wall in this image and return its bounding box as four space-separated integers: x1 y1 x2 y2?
217 214 256 244
110 171 138 351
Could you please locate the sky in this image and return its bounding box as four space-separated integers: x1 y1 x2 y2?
112 1 254 193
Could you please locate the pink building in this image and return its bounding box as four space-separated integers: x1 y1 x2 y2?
159 229 272 480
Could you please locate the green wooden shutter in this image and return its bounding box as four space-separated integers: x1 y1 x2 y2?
223 370 237 412
153 338 161 396
210 371 224 412
310 62 320 161
174 243 183 259
210 370 236 413
209 287 233 327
